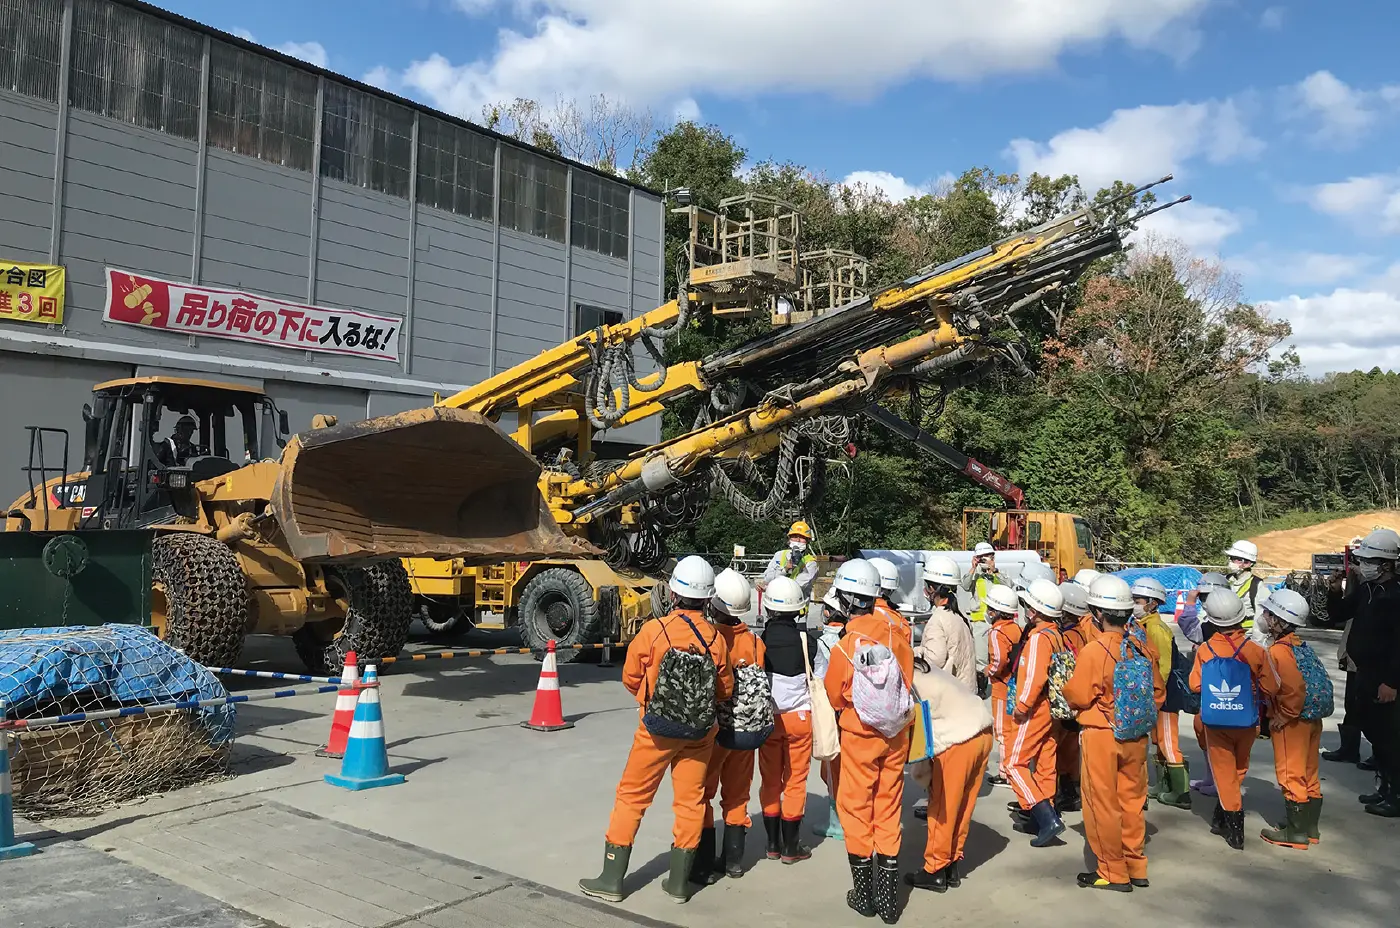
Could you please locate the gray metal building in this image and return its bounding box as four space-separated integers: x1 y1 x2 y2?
0 0 664 501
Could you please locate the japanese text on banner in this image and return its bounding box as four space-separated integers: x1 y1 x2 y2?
0 263 65 325
102 269 401 362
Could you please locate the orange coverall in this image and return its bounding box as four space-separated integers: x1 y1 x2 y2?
987 618 1023 781
1188 629 1280 813
759 710 812 820
1008 622 1066 810
605 609 733 850
922 731 994 872
1064 629 1166 885
875 598 912 641
705 622 766 828
824 611 915 859
1056 621 1095 777
1267 633 1322 805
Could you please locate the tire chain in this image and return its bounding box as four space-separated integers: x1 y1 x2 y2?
319 560 414 673
151 533 249 668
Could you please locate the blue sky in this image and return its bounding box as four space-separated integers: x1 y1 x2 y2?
158 0 1400 375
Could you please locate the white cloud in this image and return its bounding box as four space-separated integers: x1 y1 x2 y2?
230 27 256 42
1233 249 1375 288
1259 6 1284 29
1307 172 1400 233
673 97 701 123
362 66 398 92
1262 289 1400 374
397 0 1207 117
842 171 932 202
276 41 329 69
1006 99 1262 193
1133 202 1243 255
1285 70 1400 148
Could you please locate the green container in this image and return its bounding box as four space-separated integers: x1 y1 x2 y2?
0 530 153 631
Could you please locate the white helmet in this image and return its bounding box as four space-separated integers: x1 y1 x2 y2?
1354 528 1400 561
1022 578 1064 619
1087 575 1134 612
1204 589 1245 626
868 557 900 593
1130 576 1168 604
922 553 961 587
974 541 996 557
1197 571 1230 595
821 589 844 619
1260 588 1309 628
982 583 1019 617
711 568 752 617
1059 581 1089 617
1224 539 1259 564
1015 561 1057 591
1072 568 1103 587
833 558 881 599
669 555 716 600
764 576 806 615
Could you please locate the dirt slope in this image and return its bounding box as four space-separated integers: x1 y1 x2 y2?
1248 511 1400 570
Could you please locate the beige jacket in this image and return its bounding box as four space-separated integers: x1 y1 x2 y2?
909 662 994 787
918 606 977 692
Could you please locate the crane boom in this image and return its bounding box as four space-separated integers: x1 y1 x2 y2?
862 403 1025 508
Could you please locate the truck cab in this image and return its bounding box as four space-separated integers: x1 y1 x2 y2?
963 508 1097 579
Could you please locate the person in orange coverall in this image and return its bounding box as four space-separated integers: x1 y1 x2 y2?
983 584 1023 787
1255 588 1324 850
1054 581 1095 814
1189 589 1281 850
1007 579 1069 847
823 559 914 924
579 556 732 905
1064 575 1165 892
696 568 766 883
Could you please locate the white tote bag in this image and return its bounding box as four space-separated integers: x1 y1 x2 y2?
802 633 841 761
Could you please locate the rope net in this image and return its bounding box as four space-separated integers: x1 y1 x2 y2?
0 625 235 818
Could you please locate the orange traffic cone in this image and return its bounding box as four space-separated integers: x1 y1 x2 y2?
522 640 574 732
317 651 359 759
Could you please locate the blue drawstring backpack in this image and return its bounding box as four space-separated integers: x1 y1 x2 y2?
1199 637 1257 728
1291 641 1335 722
1113 635 1157 741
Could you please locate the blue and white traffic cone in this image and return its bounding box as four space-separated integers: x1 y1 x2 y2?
0 701 36 861
323 666 405 791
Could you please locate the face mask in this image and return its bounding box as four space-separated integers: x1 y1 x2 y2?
1132 603 1147 619
1228 559 1251 577
789 540 808 555
1357 561 1384 582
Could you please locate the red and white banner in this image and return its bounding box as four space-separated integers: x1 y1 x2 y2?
103 269 401 363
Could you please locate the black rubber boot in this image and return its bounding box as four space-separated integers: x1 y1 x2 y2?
780 818 812 864
904 866 947 893
1209 801 1226 836
1260 800 1310 850
1359 774 1390 805
1365 784 1400 818
722 824 746 879
578 842 631 902
874 853 901 924
1028 799 1066 847
944 859 962 888
762 814 782 860
1322 726 1361 763
1224 810 1245 850
1307 796 1322 844
1055 776 1081 814
689 827 717 885
1076 871 1132 892
846 854 876 918
661 846 697 903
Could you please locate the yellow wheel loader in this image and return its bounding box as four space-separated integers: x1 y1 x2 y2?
4 376 587 673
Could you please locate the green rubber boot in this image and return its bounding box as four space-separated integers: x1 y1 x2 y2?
1146 758 1166 801
1307 796 1322 844
579 842 632 902
1260 800 1310 850
1157 763 1192 810
661 846 698 903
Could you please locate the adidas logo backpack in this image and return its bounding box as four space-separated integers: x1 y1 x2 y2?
1291 641 1335 722
1199 638 1257 728
1112 636 1156 741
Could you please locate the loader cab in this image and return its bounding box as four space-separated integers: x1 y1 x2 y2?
70 377 289 529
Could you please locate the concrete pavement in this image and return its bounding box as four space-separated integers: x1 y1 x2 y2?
8 625 1399 927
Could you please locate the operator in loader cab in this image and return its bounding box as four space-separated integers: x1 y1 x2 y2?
760 521 819 599
156 415 199 467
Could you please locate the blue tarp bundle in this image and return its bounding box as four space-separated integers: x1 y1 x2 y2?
1112 565 1204 614
0 625 236 743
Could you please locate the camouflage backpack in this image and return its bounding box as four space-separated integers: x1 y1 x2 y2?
1047 636 1077 721
642 616 718 741
717 660 774 750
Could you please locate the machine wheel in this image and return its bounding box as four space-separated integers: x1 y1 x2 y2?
517 568 601 664
150 533 248 668
293 561 414 675
419 599 472 639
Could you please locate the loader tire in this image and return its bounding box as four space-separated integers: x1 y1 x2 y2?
151 533 248 668
518 568 600 664
293 561 413 675
419 599 471 639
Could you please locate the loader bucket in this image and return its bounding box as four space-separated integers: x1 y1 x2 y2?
269 406 597 565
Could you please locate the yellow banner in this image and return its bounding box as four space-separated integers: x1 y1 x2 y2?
0 262 65 325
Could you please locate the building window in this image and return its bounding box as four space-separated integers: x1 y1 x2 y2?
416 115 493 221
0 0 64 103
500 145 566 243
320 80 413 198
206 41 317 172
575 303 624 336
69 0 202 140
572 171 630 260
